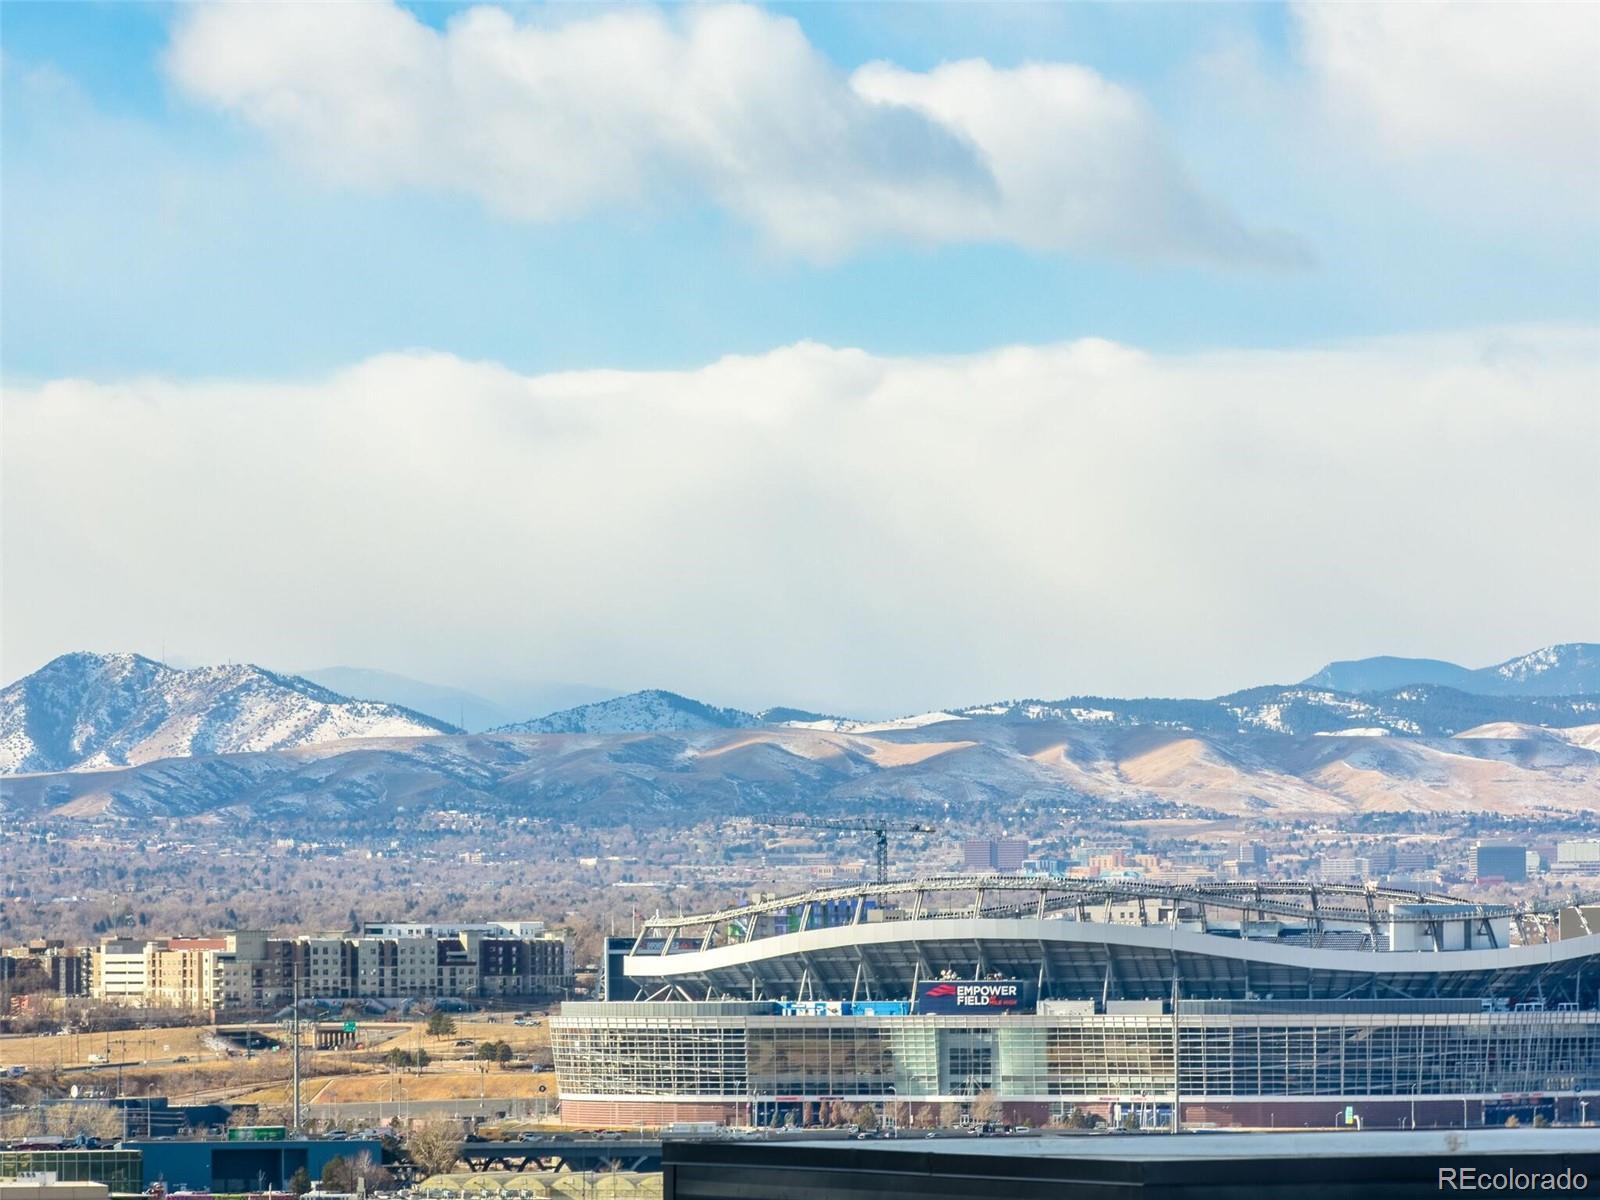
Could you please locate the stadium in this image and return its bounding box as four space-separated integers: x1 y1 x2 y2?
551 876 1600 1130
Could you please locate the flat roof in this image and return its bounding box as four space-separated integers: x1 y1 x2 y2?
774 1129 1599 1161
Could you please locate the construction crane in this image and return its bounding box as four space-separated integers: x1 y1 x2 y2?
758 816 936 884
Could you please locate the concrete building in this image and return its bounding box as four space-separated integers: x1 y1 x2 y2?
1393 848 1434 876
1318 857 1369 883
1556 840 1600 871
90 938 148 1003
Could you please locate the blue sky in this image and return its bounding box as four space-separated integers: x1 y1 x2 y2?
2 2 1597 709
4 1 1595 382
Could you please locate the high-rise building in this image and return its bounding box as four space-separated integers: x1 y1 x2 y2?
963 838 1028 873
1233 842 1269 872
1474 843 1528 883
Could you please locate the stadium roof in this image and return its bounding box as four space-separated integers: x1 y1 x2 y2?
619 876 1597 1005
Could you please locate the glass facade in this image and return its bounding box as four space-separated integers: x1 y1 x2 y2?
0 1150 143 1193
553 1004 1600 1106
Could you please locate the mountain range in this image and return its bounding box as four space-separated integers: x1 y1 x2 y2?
1 645 1595 799
3 710 1596 827
1301 643 1599 697
0 652 454 774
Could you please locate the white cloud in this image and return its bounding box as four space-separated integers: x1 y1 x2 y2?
163 2 1298 265
4 328 1596 714
1295 2 1600 180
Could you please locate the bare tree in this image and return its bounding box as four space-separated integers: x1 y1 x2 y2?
938 1102 963 1129
971 1090 1003 1126
43 1103 124 1141
348 1152 394 1192
408 1120 465 1177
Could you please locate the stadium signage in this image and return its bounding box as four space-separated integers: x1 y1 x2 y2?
916 979 1036 1014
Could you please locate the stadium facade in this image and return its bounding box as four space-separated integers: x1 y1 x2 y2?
551 877 1600 1130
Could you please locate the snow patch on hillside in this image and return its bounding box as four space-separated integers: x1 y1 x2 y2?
0 652 452 773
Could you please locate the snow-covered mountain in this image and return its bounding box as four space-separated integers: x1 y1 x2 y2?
1301 643 1598 697
0 652 456 774
1486 643 1599 695
951 685 1597 738
9 642 1592 775
494 689 759 734
5 715 1598 827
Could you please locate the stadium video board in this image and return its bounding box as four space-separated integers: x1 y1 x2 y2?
915 979 1037 1014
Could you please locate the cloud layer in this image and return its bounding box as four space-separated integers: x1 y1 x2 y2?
1297 2 1600 178
5 328 1596 714
165 2 1297 265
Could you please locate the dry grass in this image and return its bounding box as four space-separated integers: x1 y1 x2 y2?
0 1018 552 1104
0 1024 214 1069
372 1020 552 1058
233 1069 558 1105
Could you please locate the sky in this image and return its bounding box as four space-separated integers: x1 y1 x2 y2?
2 1 1598 717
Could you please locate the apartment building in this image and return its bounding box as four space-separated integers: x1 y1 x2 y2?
91 922 569 1012
1 940 90 998
92 938 150 1003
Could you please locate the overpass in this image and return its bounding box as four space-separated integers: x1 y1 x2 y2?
458 1138 662 1173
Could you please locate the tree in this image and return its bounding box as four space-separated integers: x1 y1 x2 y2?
348 1152 394 1192
320 1157 354 1193
971 1090 1002 1127
476 1042 498 1062
494 1041 513 1067
938 1102 962 1129
43 1103 124 1141
289 1168 311 1196
384 1048 412 1070
425 1012 457 1038
408 1120 465 1177
413 1047 430 1072
853 1105 878 1131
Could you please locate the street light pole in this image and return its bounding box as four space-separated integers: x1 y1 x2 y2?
1171 974 1181 1134
291 963 303 1137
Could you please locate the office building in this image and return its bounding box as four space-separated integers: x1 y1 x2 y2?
962 839 1028 873
1474 843 1528 883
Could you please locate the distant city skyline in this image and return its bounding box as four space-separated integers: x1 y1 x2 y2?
3 2 1597 716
